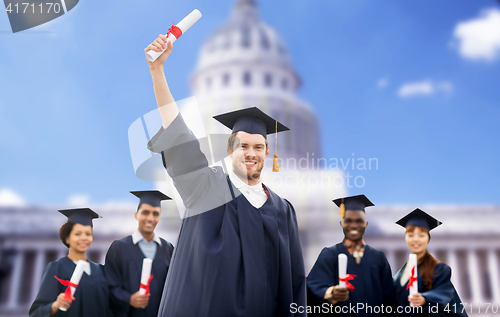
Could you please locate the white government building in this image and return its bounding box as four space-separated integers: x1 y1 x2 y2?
1 1 499 316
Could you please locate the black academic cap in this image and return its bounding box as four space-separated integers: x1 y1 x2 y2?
332 194 374 218
130 190 171 208
396 208 442 231
212 107 289 137
59 208 101 226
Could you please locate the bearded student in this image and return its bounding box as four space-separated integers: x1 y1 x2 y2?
142 35 306 317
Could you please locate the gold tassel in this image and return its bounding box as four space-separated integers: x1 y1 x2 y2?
272 153 279 172
272 120 279 172
339 198 345 218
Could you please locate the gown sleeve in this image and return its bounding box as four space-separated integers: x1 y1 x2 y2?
422 263 468 316
29 261 59 317
146 113 231 218
379 251 395 307
286 200 307 309
307 247 338 302
104 241 132 317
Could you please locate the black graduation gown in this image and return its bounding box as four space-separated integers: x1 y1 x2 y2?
147 113 307 317
393 262 468 317
104 235 174 317
307 243 394 316
29 256 110 317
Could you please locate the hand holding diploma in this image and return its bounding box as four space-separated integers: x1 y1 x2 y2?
51 292 74 313
130 258 153 309
145 9 202 62
333 254 352 302
408 292 426 306
53 260 86 312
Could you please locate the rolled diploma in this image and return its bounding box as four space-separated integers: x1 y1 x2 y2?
59 260 86 311
146 9 202 62
338 253 347 288
408 253 418 307
139 258 153 295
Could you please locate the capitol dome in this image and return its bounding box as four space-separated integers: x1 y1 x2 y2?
184 0 322 163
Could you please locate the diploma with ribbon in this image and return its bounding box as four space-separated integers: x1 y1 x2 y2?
338 253 356 291
139 258 153 297
407 253 418 307
54 260 86 311
146 9 202 62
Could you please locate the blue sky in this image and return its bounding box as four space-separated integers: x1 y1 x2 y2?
1 0 499 206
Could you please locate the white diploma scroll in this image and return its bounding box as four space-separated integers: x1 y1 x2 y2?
139 258 153 295
59 260 86 311
146 9 202 62
338 253 348 288
408 254 418 307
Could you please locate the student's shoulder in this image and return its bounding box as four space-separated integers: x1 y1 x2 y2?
109 235 133 249
364 244 389 259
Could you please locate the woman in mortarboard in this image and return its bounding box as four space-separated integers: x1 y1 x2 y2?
29 208 111 317
393 209 468 316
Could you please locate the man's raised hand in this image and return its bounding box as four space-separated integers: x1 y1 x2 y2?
145 35 173 68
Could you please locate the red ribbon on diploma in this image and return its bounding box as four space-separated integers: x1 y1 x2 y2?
54 275 78 302
339 274 357 291
406 266 417 290
166 21 183 39
140 275 154 295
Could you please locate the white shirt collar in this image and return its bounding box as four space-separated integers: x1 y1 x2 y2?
228 169 263 190
132 230 162 246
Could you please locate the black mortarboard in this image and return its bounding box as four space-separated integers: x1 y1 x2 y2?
396 208 442 231
59 208 101 226
212 107 289 137
130 190 171 208
332 194 374 218
213 107 289 172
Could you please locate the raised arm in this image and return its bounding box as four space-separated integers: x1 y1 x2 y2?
145 35 179 129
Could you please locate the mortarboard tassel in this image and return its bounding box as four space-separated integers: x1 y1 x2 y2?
272 120 279 172
339 198 345 218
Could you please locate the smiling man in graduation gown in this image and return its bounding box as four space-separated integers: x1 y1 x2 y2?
104 190 174 317
143 36 306 316
307 195 394 316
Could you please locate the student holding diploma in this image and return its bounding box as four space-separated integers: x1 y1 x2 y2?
393 209 468 316
143 32 306 316
307 195 394 316
29 208 110 317
104 190 174 317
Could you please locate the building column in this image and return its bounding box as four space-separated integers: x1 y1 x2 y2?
487 249 500 304
31 249 47 302
467 249 484 304
6 249 25 309
447 249 462 296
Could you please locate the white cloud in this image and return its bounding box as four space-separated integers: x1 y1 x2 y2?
377 78 388 89
453 8 500 62
0 188 26 207
68 194 90 207
398 80 454 98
